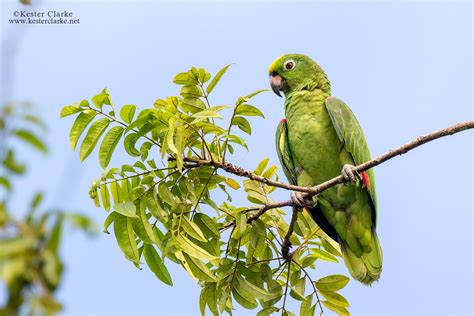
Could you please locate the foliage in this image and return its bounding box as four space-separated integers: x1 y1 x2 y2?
61 66 351 315
0 102 95 316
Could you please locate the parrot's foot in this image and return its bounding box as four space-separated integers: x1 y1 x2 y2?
341 164 361 183
290 191 314 209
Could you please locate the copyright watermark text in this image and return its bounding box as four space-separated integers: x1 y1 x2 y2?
9 10 79 25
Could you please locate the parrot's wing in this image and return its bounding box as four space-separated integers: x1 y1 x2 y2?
325 97 378 219
275 119 297 185
276 119 340 242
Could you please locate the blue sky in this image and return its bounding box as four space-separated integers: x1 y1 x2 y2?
1 1 472 315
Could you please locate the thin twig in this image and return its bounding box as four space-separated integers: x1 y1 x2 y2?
292 259 324 315
281 207 299 260
281 260 292 313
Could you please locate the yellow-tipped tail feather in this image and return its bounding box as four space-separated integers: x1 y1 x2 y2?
339 229 383 285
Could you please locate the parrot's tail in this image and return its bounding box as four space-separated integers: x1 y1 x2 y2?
339 229 383 285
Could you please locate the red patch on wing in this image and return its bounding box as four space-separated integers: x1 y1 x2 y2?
361 171 370 191
280 118 287 123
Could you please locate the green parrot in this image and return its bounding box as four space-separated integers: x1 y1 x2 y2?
268 54 382 285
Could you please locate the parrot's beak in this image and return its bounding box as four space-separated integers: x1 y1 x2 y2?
269 72 287 97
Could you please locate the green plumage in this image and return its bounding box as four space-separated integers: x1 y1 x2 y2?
270 54 382 285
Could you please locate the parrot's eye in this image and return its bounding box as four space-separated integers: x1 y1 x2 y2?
284 60 295 71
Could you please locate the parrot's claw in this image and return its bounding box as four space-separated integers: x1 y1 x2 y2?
341 164 361 183
290 191 314 209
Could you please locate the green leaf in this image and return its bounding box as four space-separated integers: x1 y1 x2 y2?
99 126 124 168
236 275 279 301
314 274 350 292
110 181 122 203
79 118 110 161
182 217 207 242
143 244 173 285
173 72 199 85
262 165 277 179
232 116 251 134
103 211 117 234
203 283 219 316
256 158 269 175
206 64 232 95
181 98 206 113
13 129 47 153
0 238 35 259
92 89 112 109
114 214 140 263
137 199 159 243
47 215 63 254
69 110 96 151
321 238 342 257
119 105 137 123
191 105 230 120
233 212 247 239
257 307 279 316
232 286 258 310
145 190 167 222
60 105 83 118
182 252 216 282
166 117 177 154
244 89 268 100
174 125 186 171
319 290 349 307
180 85 202 98
30 192 43 209
235 104 265 118
0 177 10 190
124 133 141 157
300 295 314 316
176 235 218 261
113 201 138 218
321 300 350 316
310 248 338 263
193 213 219 239
100 184 111 211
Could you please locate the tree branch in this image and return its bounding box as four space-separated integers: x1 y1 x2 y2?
213 120 474 225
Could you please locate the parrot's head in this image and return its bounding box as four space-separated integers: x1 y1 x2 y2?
268 54 330 97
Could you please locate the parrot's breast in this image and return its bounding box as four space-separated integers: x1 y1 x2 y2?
284 90 344 186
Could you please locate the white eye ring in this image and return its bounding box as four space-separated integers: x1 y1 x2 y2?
283 60 296 71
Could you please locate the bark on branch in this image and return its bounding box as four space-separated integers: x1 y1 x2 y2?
200 120 474 225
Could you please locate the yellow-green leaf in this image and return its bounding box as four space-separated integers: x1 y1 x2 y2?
182 252 216 282
119 104 136 123
319 290 350 307
176 235 218 261
315 274 350 292
236 275 280 301
79 118 110 161
13 129 47 153
225 178 240 190
310 248 338 263
182 217 207 242
103 211 117 234
235 104 264 118
321 300 350 316
113 214 139 263
69 110 96 150
99 126 124 168
113 201 138 218
60 105 83 118
100 184 111 211
206 64 231 95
